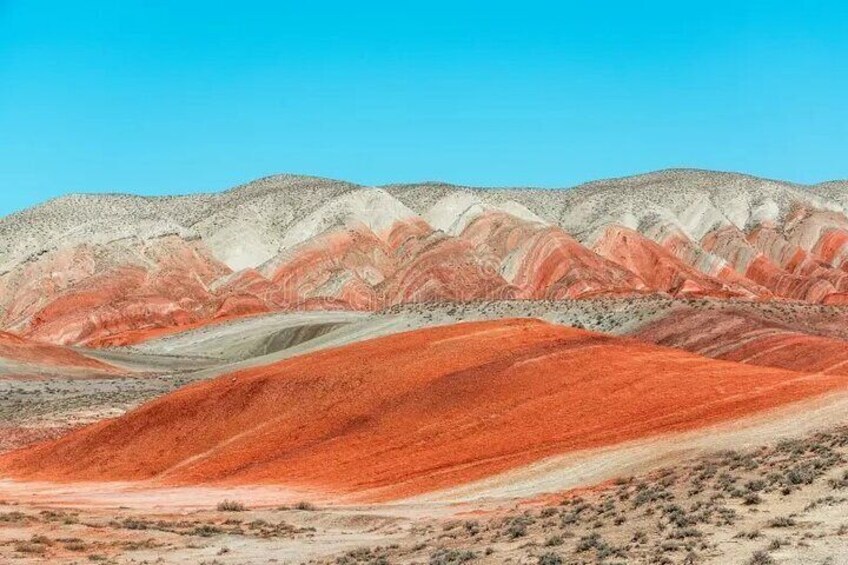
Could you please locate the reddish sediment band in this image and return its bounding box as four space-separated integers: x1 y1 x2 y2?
2 318 848 501
0 331 118 373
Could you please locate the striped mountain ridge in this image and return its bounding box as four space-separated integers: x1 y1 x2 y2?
2 168 848 345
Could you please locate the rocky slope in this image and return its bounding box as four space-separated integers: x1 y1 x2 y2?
3 169 848 344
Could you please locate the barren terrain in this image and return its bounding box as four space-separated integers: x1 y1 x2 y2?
2 170 848 563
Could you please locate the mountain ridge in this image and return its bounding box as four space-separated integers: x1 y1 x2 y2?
3 168 848 345
11 168 848 216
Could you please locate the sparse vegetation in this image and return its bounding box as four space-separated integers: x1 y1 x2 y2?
767 516 796 528
748 550 775 565
428 548 476 564
216 499 247 512
537 551 563 565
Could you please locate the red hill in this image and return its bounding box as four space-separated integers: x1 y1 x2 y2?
2 318 847 500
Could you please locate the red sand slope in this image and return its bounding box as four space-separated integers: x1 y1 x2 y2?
2 318 847 501
633 308 848 376
0 331 118 373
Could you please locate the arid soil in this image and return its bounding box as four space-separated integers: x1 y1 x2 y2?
6 317 848 504
1 298 847 563
2 169 848 565
3 424 848 563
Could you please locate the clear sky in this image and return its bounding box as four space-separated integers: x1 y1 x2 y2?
1 1 847 215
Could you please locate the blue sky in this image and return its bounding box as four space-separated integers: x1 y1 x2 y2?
1 1 847 215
